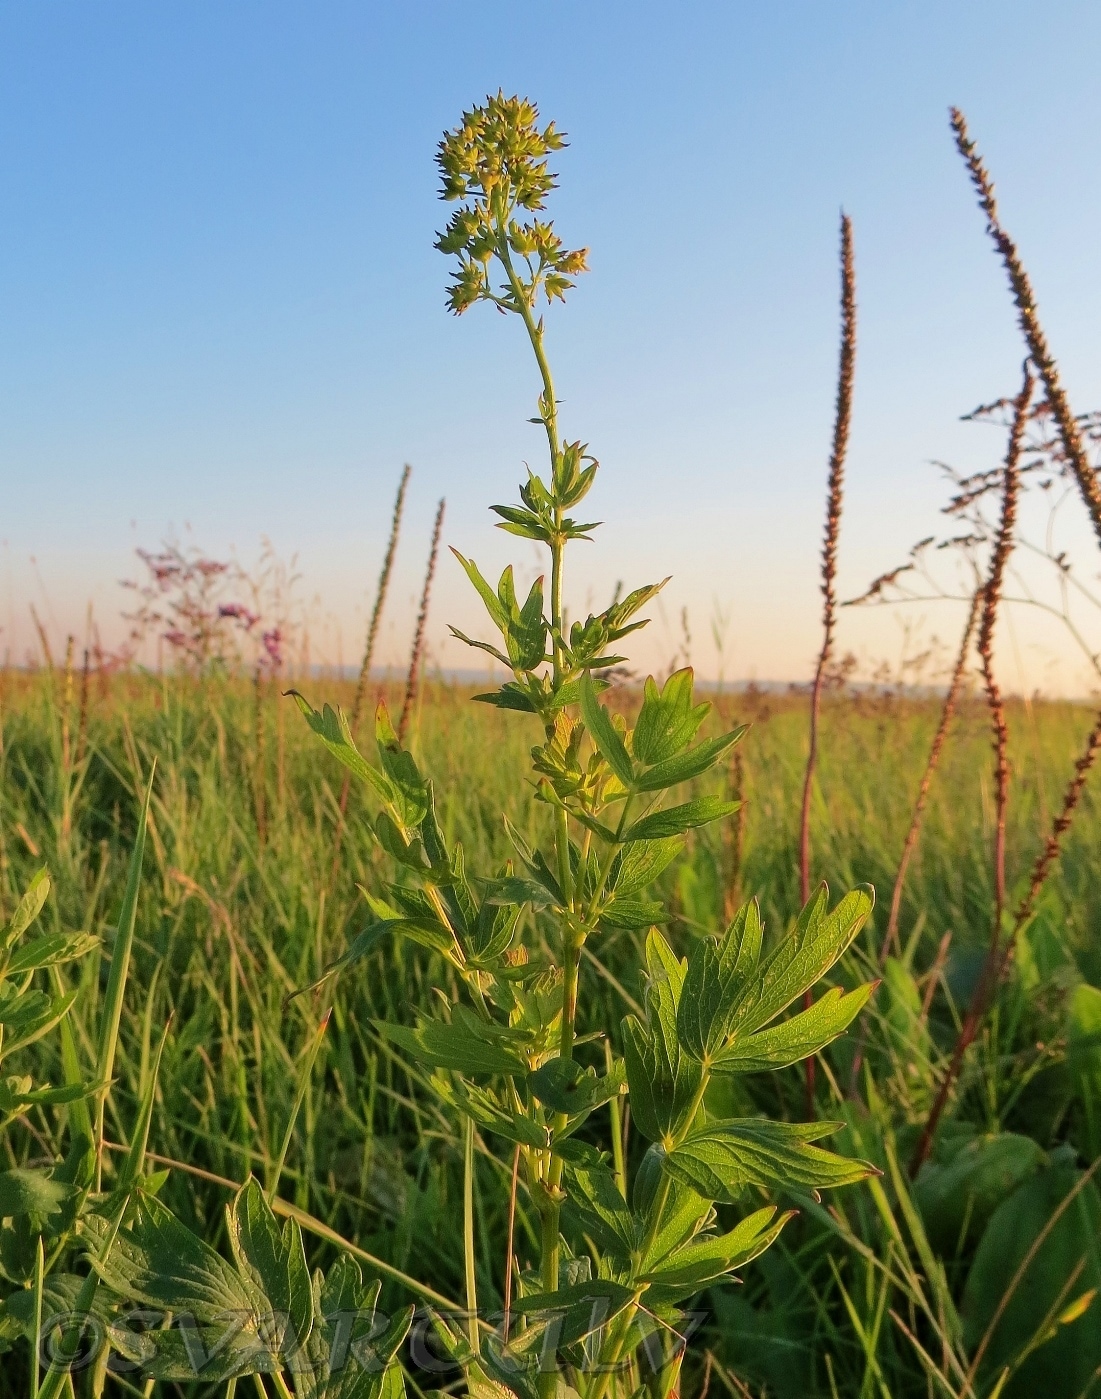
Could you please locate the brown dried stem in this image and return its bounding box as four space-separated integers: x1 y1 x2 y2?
351 463 412 735
799 213 856 906
253 664 268 845
978 367 1032 925
883 590 980 962
847 589 981 1097
329 465 411 887
75 648 91 770
951 108 1101 547
399 498 445 744
798 214 855 1113
1008 706 1101 943
909 368 1032 1173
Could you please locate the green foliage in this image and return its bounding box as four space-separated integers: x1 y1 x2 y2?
962 1162 1101 1398
288 93 879 1399
5 87 1100 1399
91 1177 412 1392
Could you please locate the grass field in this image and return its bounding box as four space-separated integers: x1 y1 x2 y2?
1 667 1099 1397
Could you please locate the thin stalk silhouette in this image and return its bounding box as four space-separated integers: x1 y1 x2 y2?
399 498 445 744
910 368 1034 1174
951 108 1101 546
328 464 411 887
798 213 856 1114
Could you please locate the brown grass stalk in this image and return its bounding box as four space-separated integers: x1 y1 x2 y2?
1005 705 1101 948
884 590 981 961
951 108 1101 548
75 648 91 769
722 745 748 922
30 605 54 674
253 664 268 845
848 594 979 1095
979 367 1032 924
351 463 412 734
328 464 412 887
798 213 855 1114
399 497 446 744
909 367 1032 1174
60 636 74 769
799 212 856 906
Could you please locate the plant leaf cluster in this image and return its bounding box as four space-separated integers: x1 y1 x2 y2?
288 93 879 1399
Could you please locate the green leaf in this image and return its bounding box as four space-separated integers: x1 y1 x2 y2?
512 1279 636 1346
622 797 740 844
4 931 98 977
563 1155 636 1259
547 674 610 712
610 838 684 896
492 505 552 542
507 572 548 671
0 868 50 956
623 932 703 1143
663 1119 877 1202
308 1256 412 1399
711 983 876 1074
379 1016 529 1077
726 885 874 1038
451 550 508 629
478 876 558 910
434 1075 550 1149
375 812 432 874
914 1132 1045 1254
580 672 634 788
1068 983 1101 1158
480 1340 542 1399
674 900 766 1067
227 1178 314 1356
291 695 395 805
632 670 710 765
375 703 430 827
91 1193 262 1320
473 684 539 713
642 1205 793 1289
598 896 664 930
0 1168 73 1218
962 1165 1101 1395
529 1057 626 1118
0 988 77 1058
634 727 748 793
449 627 512 669
290 917 430 1002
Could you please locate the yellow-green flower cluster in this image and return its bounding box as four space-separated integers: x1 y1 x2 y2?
435 91 588 315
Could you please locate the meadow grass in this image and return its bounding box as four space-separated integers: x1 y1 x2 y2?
2 668 1099 1396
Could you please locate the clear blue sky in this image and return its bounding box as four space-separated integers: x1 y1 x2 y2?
3 1 1100 690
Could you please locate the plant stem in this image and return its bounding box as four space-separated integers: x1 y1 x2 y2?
798 215 856 1118
463 1114 479 1355
910 369 1031 1174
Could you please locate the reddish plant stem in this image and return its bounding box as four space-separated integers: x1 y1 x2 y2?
911 701 1101 1176
848 593 979 1094
883 591 981 962
951 110 1101 550
977 367 1032 928
798 214 855 1114
399 498 445 744
253 663 268 845
909 371 1037 1176
75 648 91 769
1006 708 1101 949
